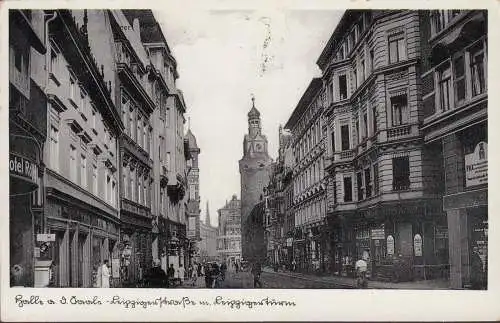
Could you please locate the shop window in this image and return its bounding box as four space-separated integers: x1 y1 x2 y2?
470 42 486 97
392 156 410 191
438 63 452 112
343 176 353 202
391 94 408 126
388 32 406 64
453 55 466 104
341 124 350 151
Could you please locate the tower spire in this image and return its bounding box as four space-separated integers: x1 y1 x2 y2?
251 93 255 108
205 200 211 226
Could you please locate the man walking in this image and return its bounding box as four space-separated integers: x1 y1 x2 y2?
355 255 368 289
251 262 262 288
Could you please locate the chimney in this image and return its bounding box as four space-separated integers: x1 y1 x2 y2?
133 18 141 41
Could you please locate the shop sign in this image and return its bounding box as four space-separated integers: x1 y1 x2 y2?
286 238 293 247
414 234 422 257
36 233 56 242
371 228 385 240
10 153 37 182
465 141 487 187
387 235 395 255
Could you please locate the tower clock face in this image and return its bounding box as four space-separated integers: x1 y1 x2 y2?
255 143 263 151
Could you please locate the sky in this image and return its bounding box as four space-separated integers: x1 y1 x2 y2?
154 8 343 226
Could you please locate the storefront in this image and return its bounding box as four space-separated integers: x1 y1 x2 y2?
327 199 447 282
443 122 488 289
44 183 120 287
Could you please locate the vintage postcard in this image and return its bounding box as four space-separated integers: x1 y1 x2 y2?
1 0 499 321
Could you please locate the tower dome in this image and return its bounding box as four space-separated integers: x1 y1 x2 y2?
247 95 260 119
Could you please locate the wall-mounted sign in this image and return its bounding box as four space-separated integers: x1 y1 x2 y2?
387 235 395 255
465 141 487 187
37 233 56 242
10 153 37 182
414 234 423 257
371 228 385 240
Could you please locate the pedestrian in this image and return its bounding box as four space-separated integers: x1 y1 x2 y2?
204 264 212 288
178 264 185 285
167 264 175 287
197 263 202 276
220 262 227 281
145 260 167 288
292 259 297 272
100 260 111 288
191 264 198 286
235 262 239 273
251 262 262 288
355 255 368 289
470 246 485 289
212 263 221 288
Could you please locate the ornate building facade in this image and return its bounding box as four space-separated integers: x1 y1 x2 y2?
217 195 242 265
318 10 445 281
199 202 218 262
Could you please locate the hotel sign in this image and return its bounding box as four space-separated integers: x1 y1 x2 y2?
465 142 487 187
10 153 37 182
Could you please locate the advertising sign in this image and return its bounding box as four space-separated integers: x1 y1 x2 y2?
37 233 56 242
10 153 37 182
414 234 423 257
465 141 488 187
371 228 385 240
387 235 395 255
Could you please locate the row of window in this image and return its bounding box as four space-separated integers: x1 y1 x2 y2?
122 164 151 208
293 155 325 196
339 156 409 203
429 38 487 116
121 90 153 154
295 198 327 227
294 118 322 162
334 11 373 62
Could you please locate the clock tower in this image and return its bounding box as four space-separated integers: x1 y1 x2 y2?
239 96 272 261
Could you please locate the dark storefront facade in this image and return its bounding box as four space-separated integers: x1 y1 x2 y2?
9 10 47 287
327 199 447 281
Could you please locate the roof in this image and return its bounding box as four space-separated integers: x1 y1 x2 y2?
185 129 199 150
111 10 150 68
284 78 323 130
248 106 260 118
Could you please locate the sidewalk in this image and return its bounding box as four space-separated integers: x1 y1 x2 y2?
262 267 450 289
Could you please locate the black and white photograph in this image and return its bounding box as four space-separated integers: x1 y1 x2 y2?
3 3 498 321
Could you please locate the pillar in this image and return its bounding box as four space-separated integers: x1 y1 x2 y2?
83 232 91 287
447 208 470 289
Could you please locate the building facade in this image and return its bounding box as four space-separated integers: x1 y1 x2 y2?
43 10 123 287
186 129 202 265
110 10 155 286
421 10 487 289
318 10 446 281
122 10 192 275
217 195 242 265
9 9 196 287
9 10 47 287
239 98 273 261
263 127 294 268
284 78 328 273
199 202 218 262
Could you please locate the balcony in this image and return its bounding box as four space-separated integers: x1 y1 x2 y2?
387 124 412 139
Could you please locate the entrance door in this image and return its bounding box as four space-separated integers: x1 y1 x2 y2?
398 223 413 256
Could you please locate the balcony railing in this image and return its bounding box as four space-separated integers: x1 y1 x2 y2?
387 124 412 139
